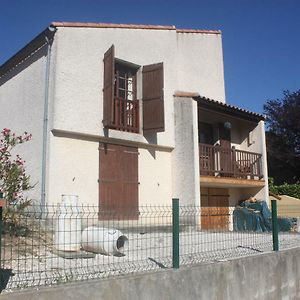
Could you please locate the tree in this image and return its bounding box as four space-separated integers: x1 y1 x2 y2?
264 90 300 184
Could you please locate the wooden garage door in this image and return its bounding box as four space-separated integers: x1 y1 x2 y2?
99 143 139 220
201 188 229 230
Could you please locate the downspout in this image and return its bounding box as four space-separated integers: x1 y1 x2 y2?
41 25 56 210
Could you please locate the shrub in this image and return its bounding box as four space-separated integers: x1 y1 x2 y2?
269 178 300 199
0 128 32 231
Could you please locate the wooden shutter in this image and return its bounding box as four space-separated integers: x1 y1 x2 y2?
142 62 164 133
99 143 139 220
103 45 115 127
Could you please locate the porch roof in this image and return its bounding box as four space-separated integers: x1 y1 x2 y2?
195 96 265 123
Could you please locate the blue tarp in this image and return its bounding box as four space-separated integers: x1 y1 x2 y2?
233 200 294 232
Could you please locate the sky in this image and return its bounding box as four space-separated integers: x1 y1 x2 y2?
0 0 299 114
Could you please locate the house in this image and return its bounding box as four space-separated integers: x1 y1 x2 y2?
0 22 268 227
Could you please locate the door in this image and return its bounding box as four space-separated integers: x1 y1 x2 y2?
199 122 215 175
201 188 229 230
218 123 233 177
99 143 139 220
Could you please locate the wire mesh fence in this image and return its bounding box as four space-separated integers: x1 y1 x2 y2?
0 201 300 292
0 204 174 290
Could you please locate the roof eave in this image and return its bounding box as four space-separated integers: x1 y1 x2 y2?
194 96 265 123
0 26 56 78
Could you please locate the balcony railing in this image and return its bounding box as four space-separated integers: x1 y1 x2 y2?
111 97 139 133
199 143 263 179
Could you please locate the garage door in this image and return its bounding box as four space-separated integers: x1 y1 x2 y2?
201 188 229 230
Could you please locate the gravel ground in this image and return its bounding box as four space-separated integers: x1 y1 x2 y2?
2 230 300 291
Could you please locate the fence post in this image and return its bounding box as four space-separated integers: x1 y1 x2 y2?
172 198 179 269
271 199 279 251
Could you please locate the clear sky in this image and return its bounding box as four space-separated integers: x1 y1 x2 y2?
1 0 299 114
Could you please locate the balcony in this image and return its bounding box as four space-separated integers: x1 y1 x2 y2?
110 97 139 133
199 143 263 180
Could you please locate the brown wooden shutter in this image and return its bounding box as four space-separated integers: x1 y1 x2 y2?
142 62 164 133
103 45 115 127
99 143 139 220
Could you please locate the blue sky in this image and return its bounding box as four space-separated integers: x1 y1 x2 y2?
1 0 299 114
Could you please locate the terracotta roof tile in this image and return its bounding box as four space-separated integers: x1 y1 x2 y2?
51 22 176 30
174 91 200 97
176 29 221 34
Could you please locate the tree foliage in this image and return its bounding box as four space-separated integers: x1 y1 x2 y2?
264 90 300 184
269 178 300 198
0 128 32 225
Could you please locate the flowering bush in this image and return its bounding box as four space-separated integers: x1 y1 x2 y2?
0 128 32 226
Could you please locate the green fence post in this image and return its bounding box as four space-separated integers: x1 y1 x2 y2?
271 199 279 251
172 198 179 269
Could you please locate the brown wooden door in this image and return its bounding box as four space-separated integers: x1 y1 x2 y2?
201 188 229 230
199 123 215 175
99 143 138 219
219 123 232 177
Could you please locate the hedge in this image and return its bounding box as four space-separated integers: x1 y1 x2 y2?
269 178 300 199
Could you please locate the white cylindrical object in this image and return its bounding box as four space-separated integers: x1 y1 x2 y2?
81 227 128 256
54 195 82 252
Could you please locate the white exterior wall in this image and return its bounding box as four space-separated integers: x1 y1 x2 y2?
51 27 225 146
52 27 177 147
47 134 99 205
139 148 172 206
47 134 172 206
172 97 200 206
0 45 50 202
176 33 226 102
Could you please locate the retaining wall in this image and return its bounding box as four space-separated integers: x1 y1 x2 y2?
2 247 300 300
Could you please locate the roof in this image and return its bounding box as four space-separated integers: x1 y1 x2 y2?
174 91 265 122
0 22 221 78
0 26 56 78
195 96 265 122
51 22 221 34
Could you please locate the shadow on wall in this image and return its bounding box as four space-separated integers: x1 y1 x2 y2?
144 132 157 159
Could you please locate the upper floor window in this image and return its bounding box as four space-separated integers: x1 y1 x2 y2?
115 60 137 101
103 45 165 134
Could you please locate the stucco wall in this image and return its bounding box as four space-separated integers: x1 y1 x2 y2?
172 97 200 206
242 121 269 201
0 45 50 202
176 32 226 102
47 134 99 205
51 27 225 148
47 133 172 207
139 148 172 206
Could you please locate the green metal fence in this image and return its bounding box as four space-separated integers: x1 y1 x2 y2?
0 198 299 292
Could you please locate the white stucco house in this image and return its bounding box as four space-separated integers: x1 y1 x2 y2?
0 22 268 227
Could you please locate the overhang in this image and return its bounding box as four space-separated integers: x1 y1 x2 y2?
195 96 265 123
0 26 56 78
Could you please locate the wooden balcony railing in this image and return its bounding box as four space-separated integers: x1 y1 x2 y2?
199 143 263 179
111 97 139 133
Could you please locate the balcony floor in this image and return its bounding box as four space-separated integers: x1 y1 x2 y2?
200 175 265 188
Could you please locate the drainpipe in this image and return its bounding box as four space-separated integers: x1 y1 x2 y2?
41 25 56 211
